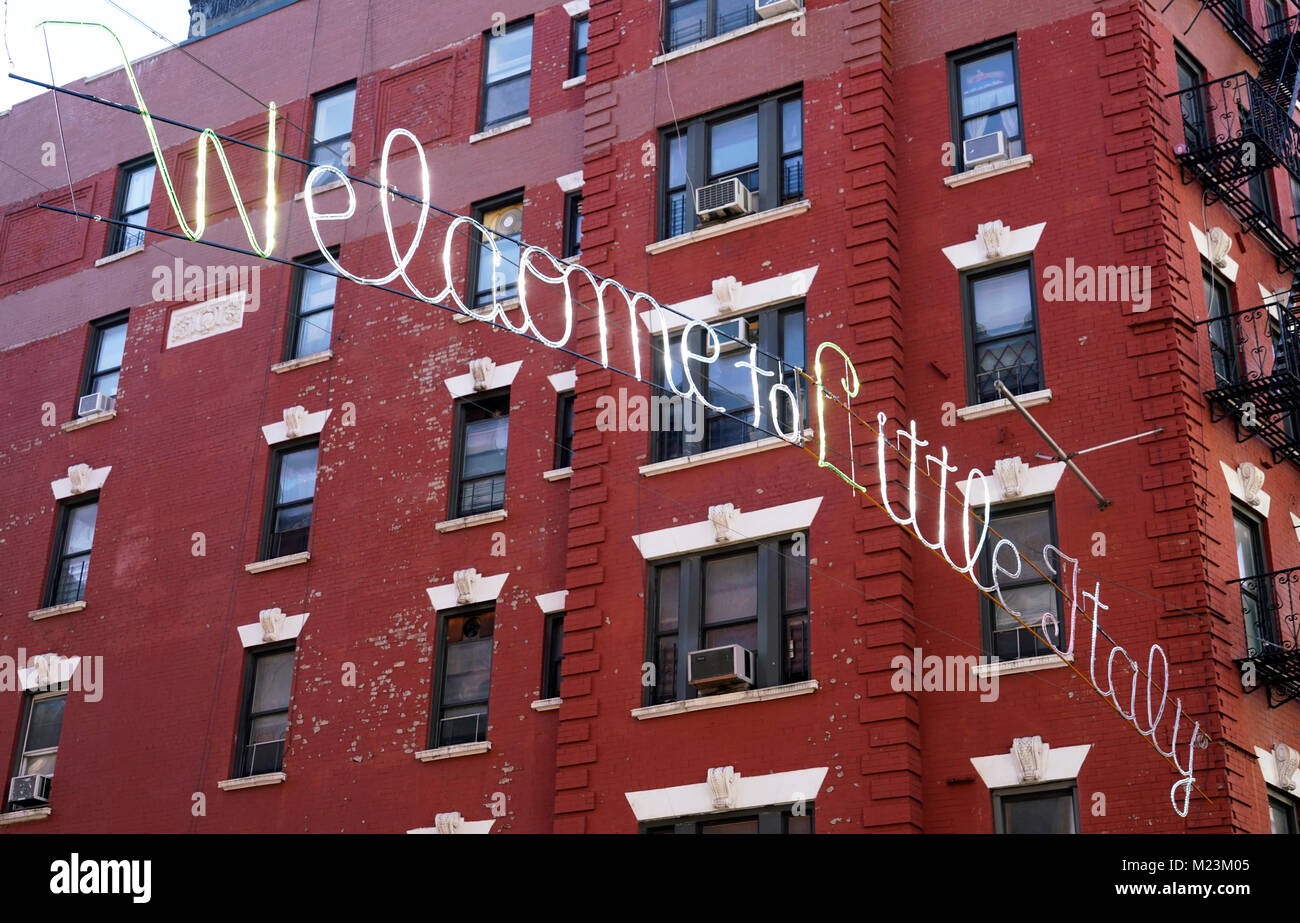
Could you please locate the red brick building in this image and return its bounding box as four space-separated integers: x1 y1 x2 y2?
0 0 1297 834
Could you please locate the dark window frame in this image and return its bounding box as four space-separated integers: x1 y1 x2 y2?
429 603 496 748
1203 263 1239 386
642 803 814 833
961 258 1044 405
106 155 155 255
554 391 576 470
43 493 98 609
467 190 525 309
571 14 589 78
479 17 534 131
77 310 129 410
1175 44 1210 151
284 251 339 361
563 191 583 258
1270 791 1298 833
258 437 320 561
947 35 1024 173
979 497 1060 662
1233 501 1276 653
662 0 758 53
7 690 66 812
232 641 296 779
307 82 357 179
449 389 510 519
542 611 566 700
658 87 803 240
992 781 1079 833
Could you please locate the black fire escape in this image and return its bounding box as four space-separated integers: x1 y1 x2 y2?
1170 5 1300 470
1231 565 1300 707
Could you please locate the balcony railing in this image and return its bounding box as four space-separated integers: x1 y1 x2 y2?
1232 564 1300 707
1200 300 1300 466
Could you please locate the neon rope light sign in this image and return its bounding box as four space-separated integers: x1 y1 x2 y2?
35 20 1209 818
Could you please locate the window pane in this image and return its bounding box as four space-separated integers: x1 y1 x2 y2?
1270 798 1295 833
787 813 812 834
975 335 1039 400
123 165 155 213
667 0 706 48
1001 790 1076 833
704 620 758 651
446 611 495 643
251 651 294 713
657 564 680 632
96 323 127 373
715 0 753 34
313 89 356 145
701 817 760 834
52 556 89 605
25 697 66 753
972 270 1033 339
249 712 288 744
667 134 687 189
782 308 806 366
575 17 589 52
300 271 337 314
656 636 677 699
278 447 319 504
1234 514 1264 580
91 370 121 398
483 74 531 127
959 50 1017 116
296 308 333 357
704 552 758 624
994 583 1059 632
20 752 56 776
64 503 98 555
784 551 808 611
989 508 1052 581
463 416 509 478
782 99 802 155
274 502 312 542
438 704 488 745
708 347 754 412
443 639 493 705
487 23 533 80
710 112 759 177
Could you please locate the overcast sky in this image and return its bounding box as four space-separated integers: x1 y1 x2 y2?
2 0 189 111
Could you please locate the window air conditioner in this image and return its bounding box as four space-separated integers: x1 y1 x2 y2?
687 644 756 692
755 0 801 19
963 130 1008 169
714 316 751 348
8 773 51 807
695 178 756 221
77 392 115 417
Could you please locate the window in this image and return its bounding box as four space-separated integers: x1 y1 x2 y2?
1270 793 1298 833
1176 45 1209 151
660 90 802 239
1203 267 1238 385
963 262 1042 404
652 302 805 462
286 256 337 360
234 644 294 777
663 0 756 52
555 391 575 469
432 608 495 747
308 84 356 186
470 195 524 308
993 783 1079 833
981 501 1059 662
542 612 566 699
1290 176 1300 237
646 535 808 706
645 805 813 833
451 391 509 518
564 191 583 258
107 157 155 254
44 497 97 608
481 18 532 130
78 313 128 411
571 15 589 78
7 692 65 810
1265 0 1288 40
260 441 319 560
949 38 1024 171
1247 169 1275 223
1234 505 1274 655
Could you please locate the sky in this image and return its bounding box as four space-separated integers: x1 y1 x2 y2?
2 0 189 112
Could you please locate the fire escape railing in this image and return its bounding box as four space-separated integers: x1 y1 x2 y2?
1232 564 1300 708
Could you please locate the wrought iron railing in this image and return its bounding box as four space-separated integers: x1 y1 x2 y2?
1232 564 1300 707
665 5 757 51
1202 0 1277 56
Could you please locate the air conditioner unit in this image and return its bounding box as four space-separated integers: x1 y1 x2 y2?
687 644 756 693
714 316 751 348
695 178 756 221
77 392 115 417
755 0 801 18
963 130 1008 169
8 773 51 807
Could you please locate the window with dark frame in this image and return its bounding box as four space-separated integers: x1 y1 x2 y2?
555 391 576 470
234 644 295 778
652 302 805 462
1265 0 1288 40
564 191 583 258
470 194 524 308
542 612 566 699
106 157 155 254
963 261 1042 404
78 313 128 413
993 782 1079 833
663 0 757 53
646 535 809 706
1270 793 1298 833
1233 504 1274 655
644 804 813 833
286 255 337 360
1247 169 1276 223
481 18 533 130
571 14 589 78
7 692 66 811
1175 45 1209 152
981 500 1059 663
452 391 509 518
432 607 495 747
44 496 97 608
660 89 802 239
948 37 1024 172
1203 266 1238 386
260 441 319 561
308 84 356 187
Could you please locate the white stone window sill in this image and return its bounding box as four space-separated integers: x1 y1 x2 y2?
61 410 117 432
562 74 587 90
543 466 573 481
217 772 286 791
470 116 531 144
0 807 52 825
414 740 492 762
972 652 1073 678
956 388 1052 422
294 179 347 201
639 431 807 478
272 349 334 374
29 600 87 621
435 508 508 533
631 679 818 720
646 200 811 255
531 697 562 711
651 8 804 66
455 297 520 324
94 244 144 267
944 154 1035 189
245 551 311 574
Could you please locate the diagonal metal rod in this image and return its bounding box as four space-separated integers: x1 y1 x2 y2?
1066 426 1165 459
994 380 1112 510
